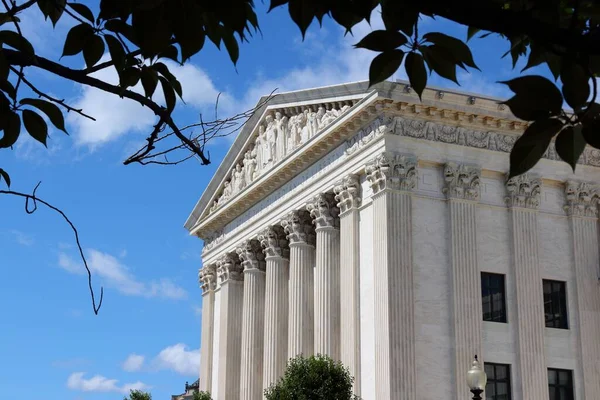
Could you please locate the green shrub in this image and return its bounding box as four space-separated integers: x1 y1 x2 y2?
264 354 359 400
124 390 151 400
192 390 212 400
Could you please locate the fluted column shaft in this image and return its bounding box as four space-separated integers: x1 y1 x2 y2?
335 174 362 395
239 240 266 400
565 181 600 399
367 152 417 400
199 266 217 393
262 256 290 389
288 242 315 357
216 255 244 400
443 163 482 398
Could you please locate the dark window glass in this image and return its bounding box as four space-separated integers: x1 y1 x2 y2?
548 368 573 400
543 280 568 329
484 363 512 400
481 273 507 323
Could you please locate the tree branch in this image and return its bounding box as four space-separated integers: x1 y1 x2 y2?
3 0 35 17
0 182 104 315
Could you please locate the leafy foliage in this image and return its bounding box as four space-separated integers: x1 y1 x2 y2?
124 389 152 400
264 354 359 400
192 390 213 400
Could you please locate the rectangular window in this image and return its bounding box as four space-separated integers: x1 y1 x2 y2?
481 272 507 323
484 363 512 400
548 368 574 400
543 280 568 329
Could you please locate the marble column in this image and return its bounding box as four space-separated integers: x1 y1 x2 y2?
282 209 316 358
505 174 547 399
238 239 266 400
198 265 217 393
442 163 483 399
365 152 417 400
308 192 341 359
334 174 362 394
216 253 244 400
259 225 290 390
565 181 600 399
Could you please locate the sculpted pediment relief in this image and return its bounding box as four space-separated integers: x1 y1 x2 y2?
206 100 358 217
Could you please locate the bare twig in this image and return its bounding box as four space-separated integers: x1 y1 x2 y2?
0 182 104 315
2 0 25 104
3 0 35 17
9 66 96 121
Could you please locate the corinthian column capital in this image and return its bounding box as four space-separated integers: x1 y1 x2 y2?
334 174 362 214
307 193 340 229
505 173 542 209
258 225 290 259
217 252 243 283
281 210 315 246
236 239 266 272
442 162 481 201
365 151 417 194
198 264 217 293
564 180 599 217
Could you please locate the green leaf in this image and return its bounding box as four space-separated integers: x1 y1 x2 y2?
140 67 159 98
354 30 408 52
380 0 418 36
20 98 67 133
105 34 126 72
268 0 288 12
0 50 7 81
561 62 590 111
581 103 600 149
152 62 183 99
0 168 10 188
22 109 48 147
555 125 586 171
67 2 95 23
500 76 563 120
119 67 140 89
467 27 480 42
159 76 176 112
405 51 427 99
368 49 405 86
62 23 93 57
509 118 564 178
157 45 180 64
131 5 172 57
421 45 458 84
0 79 15 100
104 19 138 47
423 32 478 70
288 0 316 38
37 0 66 26
83 34 105 69
0 30 35 57
222 31 240 65
0 110 20 148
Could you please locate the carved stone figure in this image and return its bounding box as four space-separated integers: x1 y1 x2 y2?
233 163 245 193
255 125 265 172
315 106 326 131
303 109 313 141
243 150 256 183
264 114 276 166
275 112 287 160
287 114 300 153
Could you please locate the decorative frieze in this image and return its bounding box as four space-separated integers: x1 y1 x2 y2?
345 115 396 155
442 162 481 201
217 253 244 283
564 181 599 217
281 210 316 246
505 174 542 209
258 225 290 259
307 193 340 229
199 264 217 293
334 174 362 214
203 229 225 255
365 151 418 194
236 239 266 272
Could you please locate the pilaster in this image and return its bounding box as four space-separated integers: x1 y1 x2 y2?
216 252 244 400
199 264 217 393
442 162 483 399
281 209 316 358
238 239 266 400
505 173 547 400
564 181 600 400
334 174 362 395
259 225 290 390
365 151 417 400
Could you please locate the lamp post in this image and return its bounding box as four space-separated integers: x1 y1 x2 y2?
467 355 487 400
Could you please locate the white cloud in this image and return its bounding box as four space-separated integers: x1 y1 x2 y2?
122 354 145 372
152 343 200 376
57 249 187 300
10 230 34 246
66 372 149 394
193 304 202 317
67 56 229 148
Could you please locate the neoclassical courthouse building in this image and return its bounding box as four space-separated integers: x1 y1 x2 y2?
184 80 600 400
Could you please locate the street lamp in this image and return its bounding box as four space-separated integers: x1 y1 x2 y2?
467 355 487 400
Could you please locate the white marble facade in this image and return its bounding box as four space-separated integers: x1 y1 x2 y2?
185 80 600 400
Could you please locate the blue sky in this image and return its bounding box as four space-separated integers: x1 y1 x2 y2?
0 3 550 400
